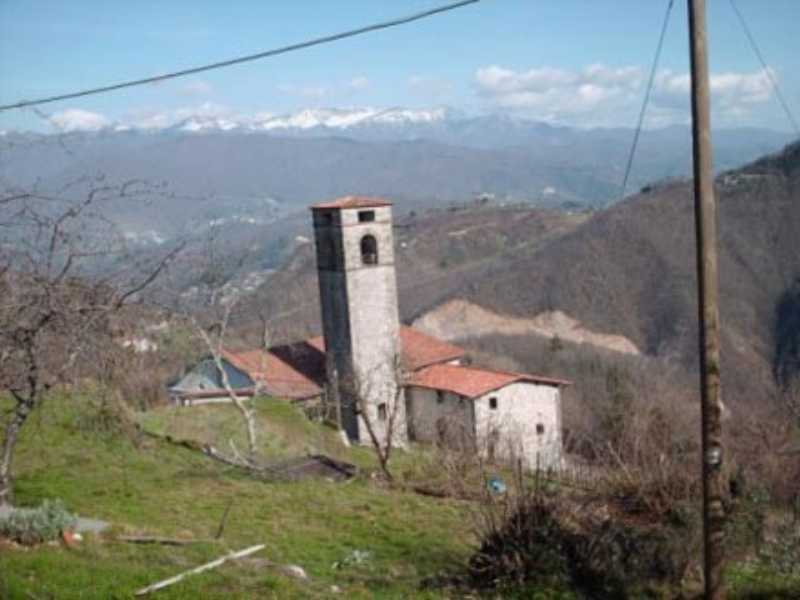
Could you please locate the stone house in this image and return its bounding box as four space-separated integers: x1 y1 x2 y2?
406 364 566 470
168 342 326 406
170 195 569 469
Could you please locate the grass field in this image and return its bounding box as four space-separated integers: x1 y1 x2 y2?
0 394 476 599
1 393 798 598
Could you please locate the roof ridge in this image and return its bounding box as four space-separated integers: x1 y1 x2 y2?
310 195 392 209
418 361 571 387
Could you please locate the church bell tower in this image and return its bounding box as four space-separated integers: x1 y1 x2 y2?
311 196 405 445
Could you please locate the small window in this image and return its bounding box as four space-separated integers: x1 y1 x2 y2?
489 397 498 410
358 210 375 222
536 423 545 435
378 403 387 421
436 390 445 404
360 234 378 265
322 211 334 225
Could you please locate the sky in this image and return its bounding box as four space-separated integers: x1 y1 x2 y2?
1 0 798 133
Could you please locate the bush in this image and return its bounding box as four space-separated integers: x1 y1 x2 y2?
469 488 693 598
71 387 140 442
469 491 570 590
758 515 800 576
0 499 77 545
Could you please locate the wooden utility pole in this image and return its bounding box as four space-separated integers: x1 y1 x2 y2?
687 0 726 598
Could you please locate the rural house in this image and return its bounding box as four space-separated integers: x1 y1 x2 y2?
170 196 570 469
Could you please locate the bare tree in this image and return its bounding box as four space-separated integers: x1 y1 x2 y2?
341 355 406 481
0 179 181 505
162 220 319 469
190 300 259 461
165 224 261 462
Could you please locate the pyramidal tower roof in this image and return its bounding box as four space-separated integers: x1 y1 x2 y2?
310 195 392 210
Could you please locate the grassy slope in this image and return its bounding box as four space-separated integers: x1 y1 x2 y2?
2 394 798 598
0 396 473 599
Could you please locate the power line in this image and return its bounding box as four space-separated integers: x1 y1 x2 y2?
728 0 799 137
619 0 675 201
0 0 479 113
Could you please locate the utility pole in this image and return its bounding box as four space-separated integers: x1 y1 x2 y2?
687 1 726 598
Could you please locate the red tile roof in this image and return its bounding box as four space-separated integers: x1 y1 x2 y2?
222 341 326 400
310 195 393 210
306 326 466 372
203 327 564 402
408 363 570 399
398 326 466 370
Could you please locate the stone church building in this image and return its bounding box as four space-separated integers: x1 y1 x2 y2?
170 196 569 470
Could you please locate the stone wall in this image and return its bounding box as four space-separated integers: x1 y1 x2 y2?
473 382 562 470
313 204 405 446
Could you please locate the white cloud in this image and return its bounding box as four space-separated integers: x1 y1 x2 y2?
178 80 213 97
475 64 643 123
49 108 111 132
173 101 233 120
123 102 239 129
475 63 777 126
348 76 370 92
653 67 776 122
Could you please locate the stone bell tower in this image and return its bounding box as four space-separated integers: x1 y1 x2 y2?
311 196 405 445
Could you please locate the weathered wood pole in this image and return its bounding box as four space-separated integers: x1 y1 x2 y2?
687 0 726 597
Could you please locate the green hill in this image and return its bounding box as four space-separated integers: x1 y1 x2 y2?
0 394 473 599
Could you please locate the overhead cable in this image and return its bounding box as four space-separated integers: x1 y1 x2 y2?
728 0 799 136
619 0 675 201
0 0 479 112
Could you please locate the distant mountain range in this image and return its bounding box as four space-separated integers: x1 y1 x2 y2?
1 107 793 244
5 105 791 153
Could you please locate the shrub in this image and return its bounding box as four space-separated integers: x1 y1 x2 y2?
469 487 693 598
469 490 570 590
758 515 800 576
0 499 77 545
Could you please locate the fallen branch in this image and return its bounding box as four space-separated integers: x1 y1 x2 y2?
134 544 266 596
202 445 282 477
203 445 256 470
119 535 212 546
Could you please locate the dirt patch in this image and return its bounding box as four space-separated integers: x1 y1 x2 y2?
271 455 357 482
413 299 640 356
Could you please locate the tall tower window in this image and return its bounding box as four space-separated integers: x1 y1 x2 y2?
361 234 378 265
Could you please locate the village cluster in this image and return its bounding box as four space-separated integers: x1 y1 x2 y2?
170 197 569 470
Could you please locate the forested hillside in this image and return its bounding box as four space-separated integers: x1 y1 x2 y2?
243 141 800 406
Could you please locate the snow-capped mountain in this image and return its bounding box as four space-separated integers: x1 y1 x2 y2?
177 116 241 132
248 107 450 131
162 106 453 135
3 105 792 224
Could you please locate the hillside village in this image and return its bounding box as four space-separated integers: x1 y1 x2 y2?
171 196 570 470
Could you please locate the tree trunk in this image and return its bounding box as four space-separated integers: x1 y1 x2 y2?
214 358 258 459
193 317 259 460
0 398 35 506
